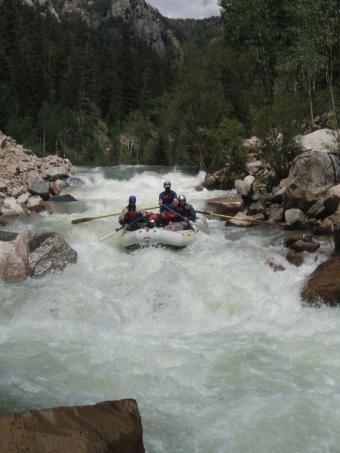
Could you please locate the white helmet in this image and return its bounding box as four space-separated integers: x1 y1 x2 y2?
178 194 186 202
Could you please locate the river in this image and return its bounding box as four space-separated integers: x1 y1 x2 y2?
1 166 340 452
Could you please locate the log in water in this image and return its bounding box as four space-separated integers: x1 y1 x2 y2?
1 166 340 452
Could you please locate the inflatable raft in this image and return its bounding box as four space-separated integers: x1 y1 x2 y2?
121 217 208 249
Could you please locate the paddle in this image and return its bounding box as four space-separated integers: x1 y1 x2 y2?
71 206 158 225
196 210 284 228
99 214 147 241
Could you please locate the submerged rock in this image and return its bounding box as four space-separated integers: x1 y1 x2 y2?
302 257 340 306
29 232 77 277
265 257 285 272
286 250 305 267
0 399 145 453
50 194 78 203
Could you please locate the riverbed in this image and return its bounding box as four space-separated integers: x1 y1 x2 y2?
1 166 340 452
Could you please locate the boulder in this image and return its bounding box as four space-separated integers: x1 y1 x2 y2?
270 178 288 203
1 197 26 216
291 239 320 253
44 166 68 180
195 184 204 192
0 400 145 453
267 204 284 223
246 160 263 176
284 150 340 212
249 199 266 216
207 196 244 215
17 192 30 204
50 179 66 196
29 232 77 277
324 184 340 214
244 175 255 186
295 128 339 153
234 179 251 198
301 257 340 306
27 196 45 212
28 180 50 200
284 208 307 227
50 194 78 203
286 250 305 267
284 232 313 249
0 231 29 282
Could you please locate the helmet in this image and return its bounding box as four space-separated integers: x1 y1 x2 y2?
129 195 136 203
178 194 186 202
163 181 171 188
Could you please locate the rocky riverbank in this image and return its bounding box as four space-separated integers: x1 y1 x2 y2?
0 131 74 221
202 128 340 306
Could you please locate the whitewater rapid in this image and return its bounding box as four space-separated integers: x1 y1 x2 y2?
1 166 340 452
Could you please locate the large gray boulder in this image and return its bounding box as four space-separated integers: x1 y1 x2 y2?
44 166 68 180
0 231 29 282
29 232 77 277
284 150 340 212
207 196 245 215
28 180 50 200
324 184 340 214
284 208 307 227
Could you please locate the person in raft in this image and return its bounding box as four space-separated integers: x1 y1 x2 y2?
119 195 147 231
159 181 178 213
174 194 196 228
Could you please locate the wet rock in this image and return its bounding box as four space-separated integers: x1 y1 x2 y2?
286 250 305 267
284 150 340 212
267 204 284 223
265 257 285 272
17 192 30 204
302 257 340 306
324 184 340 214
0 399 145 453
291 239 320 253
50 194 78 203
44 166 68 180
65 176 85 188
284 232 313 249
29 232 77 277
207 196 244 216
284 208 307 227
195 184 204 192
0 231 29 282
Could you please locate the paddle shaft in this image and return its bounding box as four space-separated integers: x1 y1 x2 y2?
196 210 284 228
99 214 147 241
72 206 158 225
162 204 198 232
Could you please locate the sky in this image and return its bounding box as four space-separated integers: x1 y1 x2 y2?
147 0 221 19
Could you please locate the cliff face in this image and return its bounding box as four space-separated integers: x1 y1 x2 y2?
24 0 180 55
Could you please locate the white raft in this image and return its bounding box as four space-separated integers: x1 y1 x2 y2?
121 217 208 249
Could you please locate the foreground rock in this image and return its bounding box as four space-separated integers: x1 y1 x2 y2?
0 232 30 282
302 257 340 306
0 399 145 453
29 233 77 277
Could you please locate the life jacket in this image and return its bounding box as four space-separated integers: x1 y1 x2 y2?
125 206 139 223
175 204 195 221
159 190 177 206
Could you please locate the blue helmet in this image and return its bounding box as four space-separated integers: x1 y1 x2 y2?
129 195 136 204
163 180 171 188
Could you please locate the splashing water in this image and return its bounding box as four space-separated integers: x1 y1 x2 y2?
1 166 340 452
